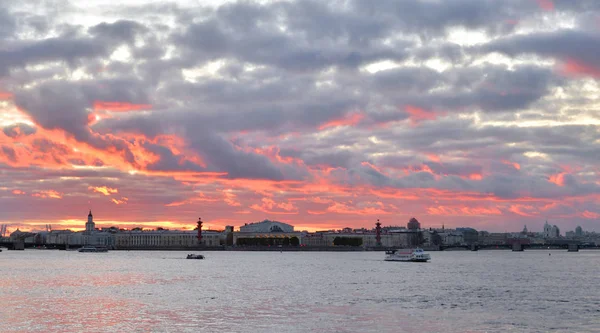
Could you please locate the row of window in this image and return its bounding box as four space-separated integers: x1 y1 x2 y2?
115 234 222 246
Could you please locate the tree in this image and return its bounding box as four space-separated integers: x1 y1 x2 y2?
431 232 442 246
409 231 425 247
333 237 362 246
290 236 300 246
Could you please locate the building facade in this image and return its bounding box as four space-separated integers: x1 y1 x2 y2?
114 230 225 249
239 220 294 233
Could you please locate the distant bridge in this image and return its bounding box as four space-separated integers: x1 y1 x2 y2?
439 240 586 252
0 232 38 250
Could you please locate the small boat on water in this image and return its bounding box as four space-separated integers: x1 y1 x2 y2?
186 254 205 259
78 246 108 253
385 248 431 262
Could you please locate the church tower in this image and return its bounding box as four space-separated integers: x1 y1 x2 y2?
85 210 95 234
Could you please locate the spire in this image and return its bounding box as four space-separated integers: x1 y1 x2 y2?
88 209 93 217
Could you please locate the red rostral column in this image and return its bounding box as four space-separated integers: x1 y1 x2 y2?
375 219 382 246
197 217 203 242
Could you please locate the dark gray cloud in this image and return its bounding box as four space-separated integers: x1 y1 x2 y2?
186 131 310 181
2 123 36 138
0 36 111 76
1 145 16 162
88 20 148 44
484 30 600 68
0 5 16 38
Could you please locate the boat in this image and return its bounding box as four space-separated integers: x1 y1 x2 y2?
186 254 205 259
384 248 431 262
77 246 108 253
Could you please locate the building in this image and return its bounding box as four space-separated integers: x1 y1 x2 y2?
40 211 227 249
479 232 508 245
85 210 95 234
543 220 560 238
239 220 294 233
81 211 115 247
407 217 421 230
456 227 478 245
114 229 226 249
234 220 302 246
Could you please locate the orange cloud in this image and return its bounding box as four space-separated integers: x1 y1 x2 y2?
250 197 299 214
582 211 600 219
549 173 566 186
0 91 13 100
426 154 441 163
535 0 554 11
250 145 305 166
111 197 128 205
502 160 520 170
361 161 389 176
318 112 365 130
223 191 241 207
12 189 26 195
559 59 600 78
89 186 118 196
165 193 220 207
325 202 392 216
468 173 483 180
404 105 439 125
508 204 535 217
427 205 502 216
32 190 63 199
93 101 152 112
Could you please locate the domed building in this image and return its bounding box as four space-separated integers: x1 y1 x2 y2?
407 217 421 230
234 219 302 246
239 219 294 233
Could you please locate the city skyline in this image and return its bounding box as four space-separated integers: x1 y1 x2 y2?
1 0 600 233
0 210 585 236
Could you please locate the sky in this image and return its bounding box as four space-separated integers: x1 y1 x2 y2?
1 0 599 233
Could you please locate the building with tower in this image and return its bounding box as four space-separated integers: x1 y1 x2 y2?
543 220 560 239
85 210 95 234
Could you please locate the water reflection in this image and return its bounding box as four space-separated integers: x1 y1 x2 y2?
1 250 600 332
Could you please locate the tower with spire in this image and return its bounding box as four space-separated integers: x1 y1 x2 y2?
85 210 95 234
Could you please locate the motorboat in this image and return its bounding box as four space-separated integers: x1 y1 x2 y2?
384 248 430 262
186 254 205 259
78 246 109 253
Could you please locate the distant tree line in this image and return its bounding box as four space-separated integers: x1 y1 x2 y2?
236 237 299 246
333 237 363 247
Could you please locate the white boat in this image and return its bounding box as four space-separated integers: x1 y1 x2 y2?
186 254 204 259
78 246 108 253
384 248 431 262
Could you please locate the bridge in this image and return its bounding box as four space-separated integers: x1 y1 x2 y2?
438 240 585 252
0 232 38 250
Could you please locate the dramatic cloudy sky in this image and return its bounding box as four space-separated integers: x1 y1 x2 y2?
1 0 599 233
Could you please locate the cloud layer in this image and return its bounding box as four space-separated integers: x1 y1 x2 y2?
1 0 599 233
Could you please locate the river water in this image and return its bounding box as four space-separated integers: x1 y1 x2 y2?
1 250 599 332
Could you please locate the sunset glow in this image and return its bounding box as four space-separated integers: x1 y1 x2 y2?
1 0 599 234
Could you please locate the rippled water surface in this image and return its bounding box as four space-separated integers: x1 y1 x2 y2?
1 250 600 332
